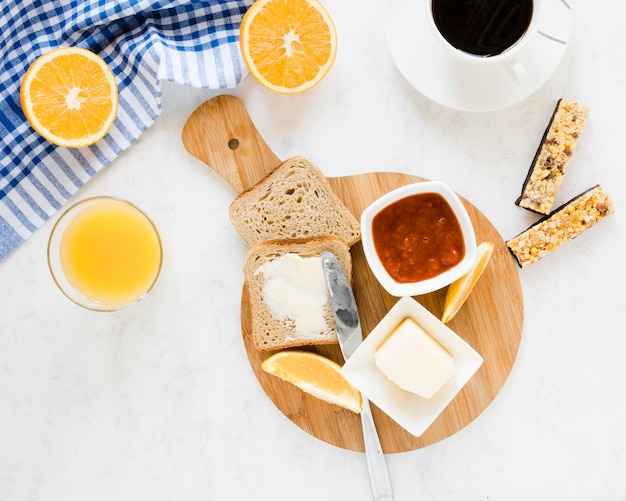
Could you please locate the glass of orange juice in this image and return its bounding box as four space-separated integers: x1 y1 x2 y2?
47 196 163 311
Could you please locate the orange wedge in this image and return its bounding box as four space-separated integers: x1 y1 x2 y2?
240 0 337 94
20 47 118 148
261 350 362 413
442 241 495 324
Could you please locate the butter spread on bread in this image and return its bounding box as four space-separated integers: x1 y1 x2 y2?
244 236 352 351
255 253 328 338
229 156 361 247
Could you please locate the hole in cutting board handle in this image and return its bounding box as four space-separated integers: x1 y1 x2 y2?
228 138 239 150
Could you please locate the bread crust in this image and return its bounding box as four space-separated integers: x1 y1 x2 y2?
229 156 361 247
244 236 352 351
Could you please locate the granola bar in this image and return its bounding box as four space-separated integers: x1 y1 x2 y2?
507 185 614 268
516 99 589 215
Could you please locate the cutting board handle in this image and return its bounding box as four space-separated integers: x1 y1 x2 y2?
182 95 281 194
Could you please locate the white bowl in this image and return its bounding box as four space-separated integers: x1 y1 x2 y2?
360 181 476 297
341 296 483 437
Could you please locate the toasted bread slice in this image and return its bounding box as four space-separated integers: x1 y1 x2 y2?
244 236 352 351
229 156 361 247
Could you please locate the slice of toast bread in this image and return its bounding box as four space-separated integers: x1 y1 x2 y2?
229 156 361 247
244 236 352 351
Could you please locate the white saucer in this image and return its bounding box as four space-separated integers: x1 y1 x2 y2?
384 0 573 112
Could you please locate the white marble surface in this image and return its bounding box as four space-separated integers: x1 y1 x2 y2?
1 1 625 499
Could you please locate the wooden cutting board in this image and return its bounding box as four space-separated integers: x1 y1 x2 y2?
182 95 524 453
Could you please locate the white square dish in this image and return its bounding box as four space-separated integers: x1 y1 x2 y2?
341 296 483 437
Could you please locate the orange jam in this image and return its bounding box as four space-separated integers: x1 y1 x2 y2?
372 193 465 283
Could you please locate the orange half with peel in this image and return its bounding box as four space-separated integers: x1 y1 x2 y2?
20 47 118 148
240 0 337 94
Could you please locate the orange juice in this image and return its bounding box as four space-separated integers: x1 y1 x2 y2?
59 198 162 307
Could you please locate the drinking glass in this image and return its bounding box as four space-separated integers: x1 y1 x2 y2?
47 196 163 311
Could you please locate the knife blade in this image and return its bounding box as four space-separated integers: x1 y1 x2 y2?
320 251 394 501
320 252 362 360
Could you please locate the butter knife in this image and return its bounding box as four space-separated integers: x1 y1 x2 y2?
320 251 394 501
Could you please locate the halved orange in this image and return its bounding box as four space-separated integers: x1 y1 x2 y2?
442 241 495 324
240 0 337 94
261 350 362 413
20 47 118 148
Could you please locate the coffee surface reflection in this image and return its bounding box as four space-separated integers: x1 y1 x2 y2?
432 0 534 57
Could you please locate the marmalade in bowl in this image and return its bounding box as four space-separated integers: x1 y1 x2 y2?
371 192 465 283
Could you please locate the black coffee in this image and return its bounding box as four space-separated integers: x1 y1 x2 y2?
432 0 534 57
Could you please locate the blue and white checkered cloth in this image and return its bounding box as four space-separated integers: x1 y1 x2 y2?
0 0 252 262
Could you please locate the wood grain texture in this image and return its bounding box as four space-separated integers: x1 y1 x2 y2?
182 95 524 453
182 95 280 193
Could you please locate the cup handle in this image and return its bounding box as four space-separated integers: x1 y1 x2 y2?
508 60 528 84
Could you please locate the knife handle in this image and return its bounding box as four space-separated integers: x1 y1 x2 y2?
360 398 394 500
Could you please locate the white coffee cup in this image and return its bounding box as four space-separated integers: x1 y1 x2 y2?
426 0 543 84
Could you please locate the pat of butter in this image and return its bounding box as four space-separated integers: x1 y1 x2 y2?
374 318 454 398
